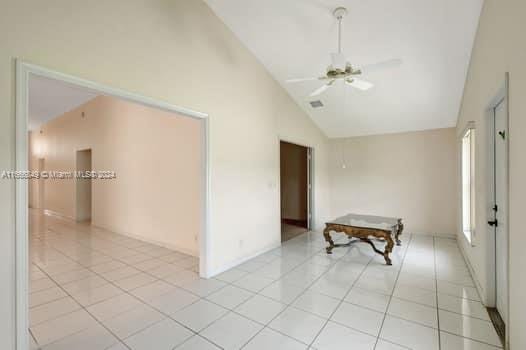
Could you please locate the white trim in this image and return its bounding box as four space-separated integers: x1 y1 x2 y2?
309 146 316 230
200 117 212 278
277 136 314 149
460 122 476 246
433 233 458 239
15 59 29 350
21 62 207 120
458 238 485 302
277 136 316 230
43 210 200 257
43 209 76 221
15 60 212 349
208 241 282 277
310 147 314 231
97 224 200 257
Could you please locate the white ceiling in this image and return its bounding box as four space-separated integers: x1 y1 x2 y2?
205 0 483 137
29 75 99 131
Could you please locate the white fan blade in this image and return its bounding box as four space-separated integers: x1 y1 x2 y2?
360 59 402 73
310 83 332 96
346 78 374 91
286 77 319 83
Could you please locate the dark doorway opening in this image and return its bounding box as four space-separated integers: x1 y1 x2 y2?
280 141 311 242
76 149 92 222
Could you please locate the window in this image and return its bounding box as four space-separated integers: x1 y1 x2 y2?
461 126 475 243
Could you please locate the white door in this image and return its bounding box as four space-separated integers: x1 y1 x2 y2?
493 99 508 323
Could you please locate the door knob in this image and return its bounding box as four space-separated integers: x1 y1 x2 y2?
488 220 498 227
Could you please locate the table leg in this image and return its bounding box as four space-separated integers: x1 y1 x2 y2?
383 235 395 265
323 225 335 254
395 220 404 246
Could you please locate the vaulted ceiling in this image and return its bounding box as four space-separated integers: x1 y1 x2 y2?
205 0 483 137
29 75 99 131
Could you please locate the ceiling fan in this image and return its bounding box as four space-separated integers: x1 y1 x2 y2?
286 7 402 97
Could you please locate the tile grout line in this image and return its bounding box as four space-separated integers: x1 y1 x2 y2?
371 233 413 350
34 225 386 349
33 215 496 350
233 235 353 349
32 215 330 349
233 233 395 348
434 236 442 350
30 218 211 349
433 239 504 349
305 249 376 349
32 229 256 349
51 260 222 349
172 237 335 347
204 244 333 347
32 225 472 350
28 328 39 349
30 260 132 350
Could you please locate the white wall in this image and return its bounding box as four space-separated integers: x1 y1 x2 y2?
29 95 203 256
329 128 458 236
455 1 526 349
0 1 331 348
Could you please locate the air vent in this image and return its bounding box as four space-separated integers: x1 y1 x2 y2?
309 100 324 108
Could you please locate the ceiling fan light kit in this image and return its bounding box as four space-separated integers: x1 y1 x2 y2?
286 7 402 97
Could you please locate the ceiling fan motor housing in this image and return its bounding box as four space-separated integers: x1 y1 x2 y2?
327 64 361 79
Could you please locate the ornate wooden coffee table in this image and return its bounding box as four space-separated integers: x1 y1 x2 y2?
323 214 404 265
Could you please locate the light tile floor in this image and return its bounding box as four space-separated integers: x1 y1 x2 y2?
29 210 501 350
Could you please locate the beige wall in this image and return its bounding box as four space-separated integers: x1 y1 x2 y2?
455 1 526 349
329 128 458 236
28 135 42 209
0 1 331 347
29 95 202 256
280 142 308 222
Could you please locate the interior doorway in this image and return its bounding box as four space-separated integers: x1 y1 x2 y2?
75 149 92 222
486 75 509 346
16 61 211 350
280 140 312 242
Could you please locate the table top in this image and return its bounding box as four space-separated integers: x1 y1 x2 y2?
326 213 400 231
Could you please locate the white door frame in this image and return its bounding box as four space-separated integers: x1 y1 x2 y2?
307 147 313 230
485 72 510 347
278 137 315 231
15 60 212 350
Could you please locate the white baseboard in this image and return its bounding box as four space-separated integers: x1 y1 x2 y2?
410 232 457 239
43 209 76 221
435 232 457 239
105 227 200 257
457 234 486 304
96 224 199 257
207 241 282 278
41 210 199 257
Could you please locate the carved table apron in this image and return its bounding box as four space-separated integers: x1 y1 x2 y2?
323 214 404 266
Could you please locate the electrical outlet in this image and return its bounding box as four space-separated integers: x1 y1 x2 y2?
239 239 244 248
